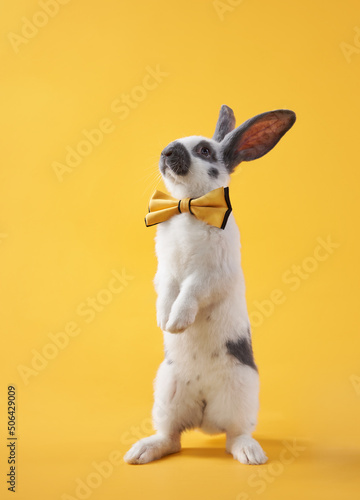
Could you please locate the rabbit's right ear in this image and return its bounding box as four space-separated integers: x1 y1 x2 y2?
213 105 236 142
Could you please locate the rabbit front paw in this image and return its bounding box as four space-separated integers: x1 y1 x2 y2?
157 309 170 331
156 285 180 331
165 303 197 333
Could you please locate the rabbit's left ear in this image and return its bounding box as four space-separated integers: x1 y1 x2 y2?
213 105 236 142
221 109 296 172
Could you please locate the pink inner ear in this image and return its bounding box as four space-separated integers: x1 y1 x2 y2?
236 115 284 152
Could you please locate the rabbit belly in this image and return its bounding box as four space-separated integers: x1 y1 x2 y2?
154 329 260 436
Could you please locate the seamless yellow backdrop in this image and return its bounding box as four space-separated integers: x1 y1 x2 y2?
1 1 360 499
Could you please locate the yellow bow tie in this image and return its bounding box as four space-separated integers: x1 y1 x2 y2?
145 187 232 229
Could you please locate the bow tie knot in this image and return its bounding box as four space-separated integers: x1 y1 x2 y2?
145 186 232 230
178 197 192 214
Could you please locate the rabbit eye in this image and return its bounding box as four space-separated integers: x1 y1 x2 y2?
192 142 217 162
200 147 210 157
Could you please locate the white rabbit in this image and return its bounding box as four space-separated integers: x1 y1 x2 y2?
124 105 296 465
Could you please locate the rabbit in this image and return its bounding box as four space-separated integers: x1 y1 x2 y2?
124 105 296 465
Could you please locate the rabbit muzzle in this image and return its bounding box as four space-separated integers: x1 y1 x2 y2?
160 141 191 177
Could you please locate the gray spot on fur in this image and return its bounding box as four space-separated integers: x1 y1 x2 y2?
226 337 257 371
165 350 173 365
199 399 207 426
208 167 219 178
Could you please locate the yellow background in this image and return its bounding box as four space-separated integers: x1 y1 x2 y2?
1 0 360 498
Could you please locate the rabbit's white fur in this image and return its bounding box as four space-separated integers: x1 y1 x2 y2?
124 106 295 465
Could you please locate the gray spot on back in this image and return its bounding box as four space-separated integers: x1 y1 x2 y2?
226 337 257 371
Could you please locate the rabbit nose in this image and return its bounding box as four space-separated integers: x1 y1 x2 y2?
162 146 173 157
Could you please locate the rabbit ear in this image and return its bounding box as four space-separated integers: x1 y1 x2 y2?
221 109 296 172
213 105 236 142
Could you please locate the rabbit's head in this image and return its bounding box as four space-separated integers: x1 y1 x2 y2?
159 105 296 199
